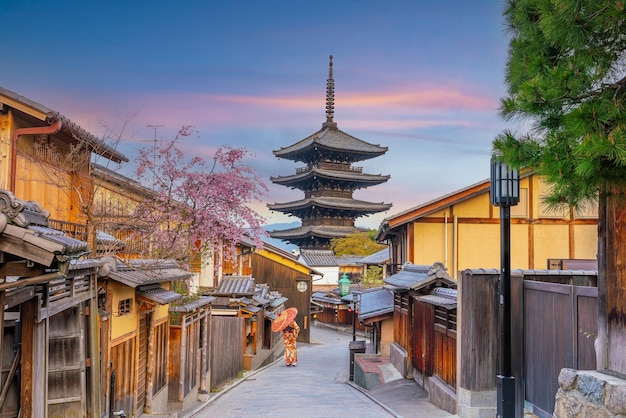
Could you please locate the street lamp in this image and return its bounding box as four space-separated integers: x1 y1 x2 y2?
338 273 351 296
490 156 520 418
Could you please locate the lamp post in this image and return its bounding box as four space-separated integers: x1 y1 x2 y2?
490 156 520 418
351 291 361 342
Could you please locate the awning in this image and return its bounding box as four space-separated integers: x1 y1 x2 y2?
136 284 181 305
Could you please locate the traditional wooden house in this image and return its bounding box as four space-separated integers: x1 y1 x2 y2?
0 86 128 237
267 56 391 250
97 257 192 417
376 174 597 278
383 262 455 380
0 190 100 417
248 241 315 343
207 276 287 388
168 295 215 411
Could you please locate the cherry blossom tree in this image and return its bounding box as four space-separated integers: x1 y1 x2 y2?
131 126 267 269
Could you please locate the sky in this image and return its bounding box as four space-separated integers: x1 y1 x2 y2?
1 1 512 230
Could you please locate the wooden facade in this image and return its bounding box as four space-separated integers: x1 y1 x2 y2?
0 190 100 418
377 174 598 278
250 243 314 343
458 269 598 418
168 299 213 409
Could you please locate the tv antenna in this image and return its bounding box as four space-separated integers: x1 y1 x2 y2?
146 124 164 189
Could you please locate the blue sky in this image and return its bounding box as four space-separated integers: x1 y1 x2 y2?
1 1 511 229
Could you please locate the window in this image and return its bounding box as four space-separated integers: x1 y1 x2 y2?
118 298 132 315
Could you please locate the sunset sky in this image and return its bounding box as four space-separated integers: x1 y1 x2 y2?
1 1 512 230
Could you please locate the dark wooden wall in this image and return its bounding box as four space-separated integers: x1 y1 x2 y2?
523 281 597 417
251 255 312 342
210 316 244 390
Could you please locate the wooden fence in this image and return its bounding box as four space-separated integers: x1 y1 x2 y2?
523 280 598 417
210 316 244 391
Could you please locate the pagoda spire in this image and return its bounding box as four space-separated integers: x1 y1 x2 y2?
323 55 337 129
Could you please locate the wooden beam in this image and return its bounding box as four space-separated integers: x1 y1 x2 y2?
20 298 36 416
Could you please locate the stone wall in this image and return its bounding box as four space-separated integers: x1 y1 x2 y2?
554 368 626 417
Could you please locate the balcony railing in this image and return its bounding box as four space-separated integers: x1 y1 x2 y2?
295 162 363 174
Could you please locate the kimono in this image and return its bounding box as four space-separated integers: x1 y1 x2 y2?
282 320 300 366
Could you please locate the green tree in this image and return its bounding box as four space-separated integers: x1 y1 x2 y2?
331 230 387 256
362 265 384 289
493 0 626 373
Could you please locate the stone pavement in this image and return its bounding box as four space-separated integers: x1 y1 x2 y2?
180 324 453 418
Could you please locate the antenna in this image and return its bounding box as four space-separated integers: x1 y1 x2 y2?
146 124 164 189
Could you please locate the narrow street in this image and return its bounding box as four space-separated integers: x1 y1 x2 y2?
183 325 453 418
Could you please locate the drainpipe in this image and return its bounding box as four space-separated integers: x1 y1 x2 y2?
9 114 62 193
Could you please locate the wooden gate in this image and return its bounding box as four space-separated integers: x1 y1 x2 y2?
47 305 86 417
523 281 597 417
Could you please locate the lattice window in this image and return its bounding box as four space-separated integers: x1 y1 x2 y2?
118 298 132 315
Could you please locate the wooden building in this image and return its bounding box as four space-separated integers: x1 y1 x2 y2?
267 56 391 250
0 190 100 417
168 296 215 411
376 174 597 278
97 257 191 417
250 241 316 343
383 263 456 381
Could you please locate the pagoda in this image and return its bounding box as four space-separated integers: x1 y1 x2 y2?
268 55 392 250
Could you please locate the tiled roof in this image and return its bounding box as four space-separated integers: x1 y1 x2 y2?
102 257 192 288
384 262 455 291
169 296 215 312
268 196 391 213
358 287 394 321
214 276 256 295
416 287 458 308
0 190 89 267
336 254 363 266
271 167 389 187
270 225 363 241
0 86 128 163
300 249 337 267
273 126 387 163
358 248 390 265
136 284 182 305
312 290 343 305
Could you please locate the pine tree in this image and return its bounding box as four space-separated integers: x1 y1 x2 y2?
494 0 626 373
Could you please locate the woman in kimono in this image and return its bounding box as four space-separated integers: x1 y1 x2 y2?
282 320 300 366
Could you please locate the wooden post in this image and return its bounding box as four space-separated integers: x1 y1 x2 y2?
20 297 36 417
145 311 155 413
199 309 209 393
88 276 102 417
458 269 499 417
179 313 187 402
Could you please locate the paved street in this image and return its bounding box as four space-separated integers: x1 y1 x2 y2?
182 324 453 418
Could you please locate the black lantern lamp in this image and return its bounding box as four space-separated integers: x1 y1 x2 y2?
490 156 520 418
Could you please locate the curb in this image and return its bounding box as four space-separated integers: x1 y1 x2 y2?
346 380 403 418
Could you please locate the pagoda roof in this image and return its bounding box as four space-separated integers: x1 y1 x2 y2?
268 196 392 214
268 225 362 241
273 126 388 163
270 166 390 188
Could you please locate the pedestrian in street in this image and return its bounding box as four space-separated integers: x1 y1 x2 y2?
271 307 300 366
282 318 300 366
